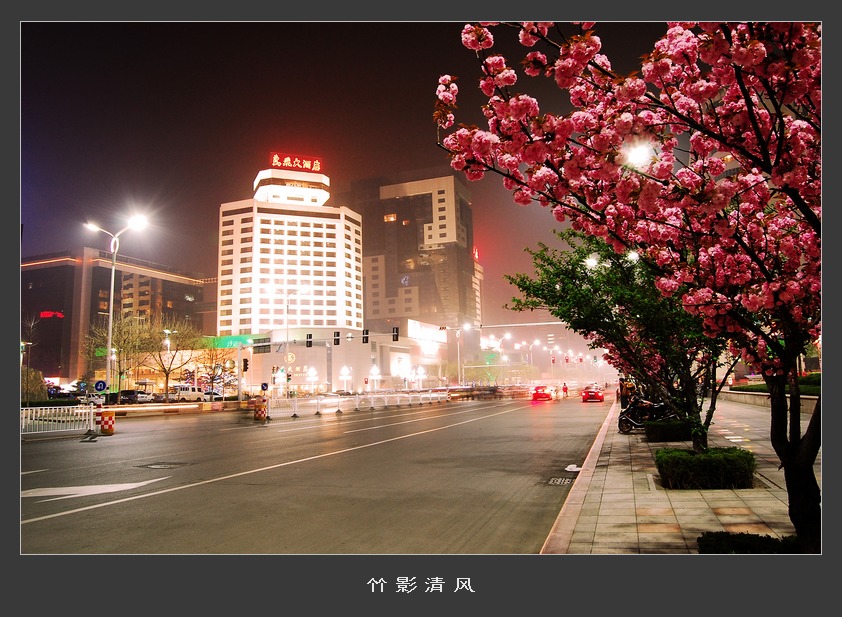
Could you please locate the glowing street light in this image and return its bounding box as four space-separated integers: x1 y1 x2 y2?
340 366 351 392
369 365 381 391
85 215 148 399
163 329 178 351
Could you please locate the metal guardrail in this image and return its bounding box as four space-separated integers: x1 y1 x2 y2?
267 391 451 417
21 405 96 436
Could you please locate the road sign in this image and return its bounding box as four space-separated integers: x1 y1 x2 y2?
94 380 106 392
261 382 268 391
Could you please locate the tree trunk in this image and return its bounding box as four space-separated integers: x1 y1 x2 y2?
784 454 822 553
767 374 821 553
690 416 708 451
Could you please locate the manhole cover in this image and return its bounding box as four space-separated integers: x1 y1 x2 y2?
140 462 188 469
549 477 572 485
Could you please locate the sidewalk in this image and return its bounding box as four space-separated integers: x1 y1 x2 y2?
541 397 821 554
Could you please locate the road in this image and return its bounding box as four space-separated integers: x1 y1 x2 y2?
21 394 611 554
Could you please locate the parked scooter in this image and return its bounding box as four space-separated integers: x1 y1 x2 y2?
618 394 677 434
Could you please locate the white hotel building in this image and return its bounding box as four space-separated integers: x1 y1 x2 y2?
215 153 396 394
216 152 364 339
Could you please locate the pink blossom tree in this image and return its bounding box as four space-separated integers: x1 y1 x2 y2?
434 22 821 552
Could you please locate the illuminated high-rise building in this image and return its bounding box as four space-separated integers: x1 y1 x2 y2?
216 153 364 340
337 168 484 367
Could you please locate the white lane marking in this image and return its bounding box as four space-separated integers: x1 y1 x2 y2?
21 407 517 525
343 407 481 433
21 477 172 502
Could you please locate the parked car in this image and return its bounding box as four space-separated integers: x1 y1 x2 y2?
119 389 141 404
204 390 223 401
168 384 205 401
531 385 554 401
48 388 78 400
581 384 605 403
135 391 155 403
77 392 105 405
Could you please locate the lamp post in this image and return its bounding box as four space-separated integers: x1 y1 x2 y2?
340 366 351 392
85 215 147 400
21 341 33 406
163 329 177 350
369 365 381 391
519 339 541 384
455 330 461 386
163 329 177 401
279 287 308 397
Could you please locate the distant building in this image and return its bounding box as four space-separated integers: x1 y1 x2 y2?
336 167 484 369
20 248 210 385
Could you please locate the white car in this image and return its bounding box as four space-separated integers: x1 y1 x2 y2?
204 391 223 401
77 393 105 405
135 391 155 403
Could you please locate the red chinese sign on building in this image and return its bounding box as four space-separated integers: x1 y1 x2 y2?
270 152 323 173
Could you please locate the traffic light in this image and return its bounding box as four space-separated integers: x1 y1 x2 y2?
334 331 341 345
272 365 278 374
362 329 369 343
287 373 292 383
242 358 249 372
392 326 399 341
551 356 556 364
565 356 569 363
306 333 313 348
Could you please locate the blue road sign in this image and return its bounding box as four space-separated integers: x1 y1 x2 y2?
94 380 107 392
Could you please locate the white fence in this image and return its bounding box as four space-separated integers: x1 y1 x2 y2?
268 391 450 417
21 405 96 436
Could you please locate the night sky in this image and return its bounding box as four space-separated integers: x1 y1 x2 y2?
22 21 677 324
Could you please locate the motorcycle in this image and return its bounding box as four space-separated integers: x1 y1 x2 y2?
618 394 677 434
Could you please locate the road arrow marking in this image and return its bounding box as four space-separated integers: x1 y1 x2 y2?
21 477 171 502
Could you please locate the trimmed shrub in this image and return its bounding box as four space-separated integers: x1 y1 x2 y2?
655 447 756 489
730 374 820 396
697 531 801 554
799 372 821 386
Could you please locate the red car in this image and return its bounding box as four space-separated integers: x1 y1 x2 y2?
581 384 605 402
531 385 554 401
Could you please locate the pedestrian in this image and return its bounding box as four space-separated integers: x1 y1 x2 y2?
619 377 636 408
619 376 628 407
562 383 568 398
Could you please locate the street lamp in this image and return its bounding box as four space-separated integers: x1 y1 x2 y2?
369 365 381 391
21 341 33 406
85 215 148 400
163 329 177 351
277 286 309 396
340 366 351 392
520 339 541 384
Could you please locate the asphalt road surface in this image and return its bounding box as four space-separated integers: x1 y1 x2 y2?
21 395 610 554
